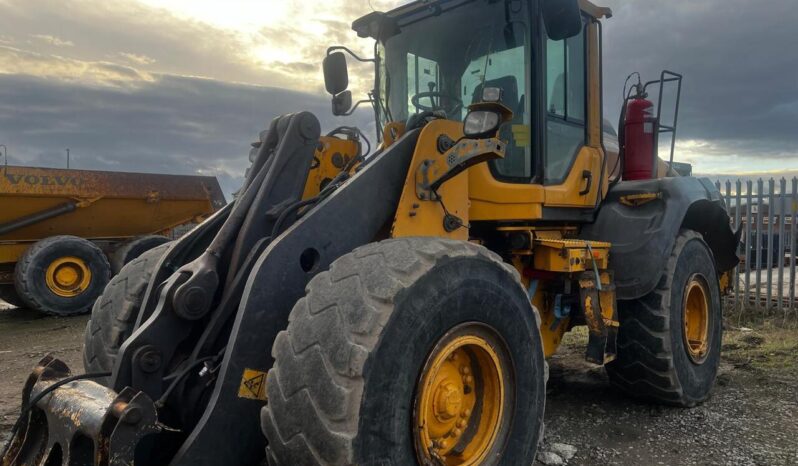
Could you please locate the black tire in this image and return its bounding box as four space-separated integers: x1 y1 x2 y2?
0 285 24 307
110 235 170 275
14 236 112 316
83 242 171 382
261 238 546 465
606 230 722 407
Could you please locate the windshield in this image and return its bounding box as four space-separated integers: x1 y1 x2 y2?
377 0 532 178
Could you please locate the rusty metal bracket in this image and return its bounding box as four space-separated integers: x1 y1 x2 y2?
415 137 505 201
2 356 159 466
578 271 619 365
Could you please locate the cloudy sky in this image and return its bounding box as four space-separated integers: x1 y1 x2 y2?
0 0 796 198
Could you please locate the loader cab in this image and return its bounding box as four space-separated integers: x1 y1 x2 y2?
331 0 613 222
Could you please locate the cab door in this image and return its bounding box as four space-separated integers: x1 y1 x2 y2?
542 17 603 210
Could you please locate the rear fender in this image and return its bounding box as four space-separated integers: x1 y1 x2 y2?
580 177 740 300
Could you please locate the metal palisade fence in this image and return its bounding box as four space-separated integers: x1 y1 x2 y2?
715 177 798 320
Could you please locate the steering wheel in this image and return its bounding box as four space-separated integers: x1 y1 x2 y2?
411 91 463 117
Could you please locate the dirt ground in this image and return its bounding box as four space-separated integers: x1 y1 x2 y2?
1 301 797 466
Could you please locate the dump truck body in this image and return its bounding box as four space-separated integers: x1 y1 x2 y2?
0 165 225 314
1 165 225 254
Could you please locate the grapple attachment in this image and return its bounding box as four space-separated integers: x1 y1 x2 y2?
2 356 158 466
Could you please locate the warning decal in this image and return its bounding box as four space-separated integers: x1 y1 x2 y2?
238 368 268 401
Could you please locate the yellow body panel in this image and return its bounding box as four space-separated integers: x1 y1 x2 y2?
532 238 610 273
392 120 471 240
301 136 359 199
543 147 603 207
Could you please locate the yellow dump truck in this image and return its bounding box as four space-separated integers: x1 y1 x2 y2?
0 165 225 315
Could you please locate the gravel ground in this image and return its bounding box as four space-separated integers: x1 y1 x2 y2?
1 301 796 465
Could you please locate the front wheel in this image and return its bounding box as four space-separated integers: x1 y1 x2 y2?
261 238 546 465
607 230 723 407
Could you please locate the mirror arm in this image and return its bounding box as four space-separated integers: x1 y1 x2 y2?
341 99 376 116
327 46 376 63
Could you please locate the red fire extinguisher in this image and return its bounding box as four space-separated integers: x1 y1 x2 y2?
622 83 657 181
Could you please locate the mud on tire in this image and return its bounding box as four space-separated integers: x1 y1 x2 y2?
261 238 547 465
83 242 171 383
606 230 723 407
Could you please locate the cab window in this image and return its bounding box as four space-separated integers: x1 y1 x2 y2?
407 53 441 115
545 20 586 183
461 45 530 179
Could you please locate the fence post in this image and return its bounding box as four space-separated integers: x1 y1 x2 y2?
790 177 797 318
755 179 763 313
778 178 786 316
735 179 742 315
767 178 775 311
725 180 734 308
745 180 752 315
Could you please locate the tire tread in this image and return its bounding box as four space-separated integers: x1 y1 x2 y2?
261 238 540 465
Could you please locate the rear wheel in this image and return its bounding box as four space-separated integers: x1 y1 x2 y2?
14 236 111 316
606 230 722 407
261 238 546 465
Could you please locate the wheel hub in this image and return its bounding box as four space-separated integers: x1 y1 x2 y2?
414 325 506 465
46 256 91 297
434 382 463 422
683 275 710 363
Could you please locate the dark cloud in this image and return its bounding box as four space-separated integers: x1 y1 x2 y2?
601 0 798 157
0 73 372 199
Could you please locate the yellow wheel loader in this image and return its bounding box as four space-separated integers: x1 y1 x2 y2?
2 0 739 465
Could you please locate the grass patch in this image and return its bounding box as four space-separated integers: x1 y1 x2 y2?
722 319 798 378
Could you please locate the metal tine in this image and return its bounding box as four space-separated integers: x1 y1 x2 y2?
744 180 752 320
755 179 763 313
767 178 775 311
778 178 786 317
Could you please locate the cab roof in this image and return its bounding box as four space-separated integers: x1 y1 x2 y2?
352 0 612 41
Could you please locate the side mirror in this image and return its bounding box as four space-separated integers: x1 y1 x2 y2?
541 0 583 41
332 90 353 116
323 52 349 95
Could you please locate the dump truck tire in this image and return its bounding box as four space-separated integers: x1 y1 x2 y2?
0 285 24 307
14 235 112 316
110 235 170 275
83 242 171 382
606 230 722 407
261 238 546 466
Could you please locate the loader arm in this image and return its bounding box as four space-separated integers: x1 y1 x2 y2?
2 110 421 465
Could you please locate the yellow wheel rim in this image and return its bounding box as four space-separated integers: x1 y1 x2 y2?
683 275 710 363
414 324 507 465
45 256 92 298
